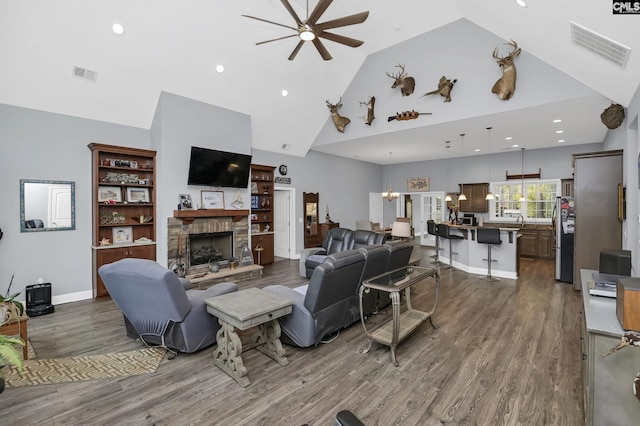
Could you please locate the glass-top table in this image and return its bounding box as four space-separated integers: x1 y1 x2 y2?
359 265 439 366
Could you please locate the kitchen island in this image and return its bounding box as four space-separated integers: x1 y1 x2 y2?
437 224 519 279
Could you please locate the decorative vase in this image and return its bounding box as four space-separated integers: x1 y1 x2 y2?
209 262 220 273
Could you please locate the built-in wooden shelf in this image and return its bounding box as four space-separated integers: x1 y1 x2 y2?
173 209 249 224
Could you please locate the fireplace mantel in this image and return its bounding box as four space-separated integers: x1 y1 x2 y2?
173 209 249 224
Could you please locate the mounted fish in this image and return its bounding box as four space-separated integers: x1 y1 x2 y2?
491 40 521 100
422 76 457 102
387 110 432 122
326 97 351 133
386 64 415 97
359 96 376 125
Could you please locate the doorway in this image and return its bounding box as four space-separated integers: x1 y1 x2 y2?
274 188 296 259
419 192 445 246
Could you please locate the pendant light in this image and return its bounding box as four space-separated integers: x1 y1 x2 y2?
458 133 468 201
444 141 453 201
518 147 526 202
382 152 400 202
485 127 495 200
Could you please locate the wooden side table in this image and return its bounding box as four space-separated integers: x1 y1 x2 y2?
0 316 29 359
205 288 292 387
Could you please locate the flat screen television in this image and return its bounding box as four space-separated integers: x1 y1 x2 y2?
187 146 252 188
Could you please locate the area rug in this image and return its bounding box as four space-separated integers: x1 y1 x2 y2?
4 347 166 388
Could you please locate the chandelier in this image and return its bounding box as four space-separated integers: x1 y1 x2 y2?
382 152 399 202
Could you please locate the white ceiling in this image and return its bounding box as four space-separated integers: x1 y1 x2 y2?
1 1 638 164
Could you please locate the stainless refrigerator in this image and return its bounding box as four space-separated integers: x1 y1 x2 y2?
554 196 575 282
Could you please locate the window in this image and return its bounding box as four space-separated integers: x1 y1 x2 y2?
490 179 560 223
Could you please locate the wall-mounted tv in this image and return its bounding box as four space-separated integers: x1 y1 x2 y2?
187 146 252 188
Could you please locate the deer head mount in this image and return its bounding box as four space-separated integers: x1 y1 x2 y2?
491 40 521 101
386 64 415 97
359 96 376 125
422 76 457 102
326 97 351 133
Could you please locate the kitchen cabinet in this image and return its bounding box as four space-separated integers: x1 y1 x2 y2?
515 226 553 259
458 183 488 213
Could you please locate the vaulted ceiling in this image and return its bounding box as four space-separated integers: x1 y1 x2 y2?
2 1 638 164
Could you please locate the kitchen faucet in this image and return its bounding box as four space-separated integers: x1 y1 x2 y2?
516 215 525 227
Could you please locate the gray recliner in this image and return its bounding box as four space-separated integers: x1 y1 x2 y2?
376 240 414 311
264 250 365 347
357 244 391 321
353 230 386 249
302 227 355 278
98 258 238 355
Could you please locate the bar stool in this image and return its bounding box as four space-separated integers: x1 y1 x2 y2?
437 223 463 269
427 220 441 265
476 228 502 281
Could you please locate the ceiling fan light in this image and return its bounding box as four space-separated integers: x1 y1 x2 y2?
299 30 315 41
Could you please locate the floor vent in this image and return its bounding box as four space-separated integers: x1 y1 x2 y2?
72 66 98 82
570 21 631 68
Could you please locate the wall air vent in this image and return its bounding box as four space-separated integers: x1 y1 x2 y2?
72 66 98 82
570 21 631 68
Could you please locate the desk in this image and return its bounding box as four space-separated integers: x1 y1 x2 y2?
0 316 29 359
360 266 439 366
205 288 292 387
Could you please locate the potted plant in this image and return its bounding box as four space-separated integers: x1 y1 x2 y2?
0 274 24 323
0 334 24 394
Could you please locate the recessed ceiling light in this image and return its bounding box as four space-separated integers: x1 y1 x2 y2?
215 64 225 73
281 90 288 97
558 139 565 143
505 136 513 140
112 23 125 35
553 119 562 123
516 0 527 8
475 148 481 152
555 130 564 134
512 144 519 148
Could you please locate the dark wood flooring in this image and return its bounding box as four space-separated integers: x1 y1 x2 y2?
0 245 584 425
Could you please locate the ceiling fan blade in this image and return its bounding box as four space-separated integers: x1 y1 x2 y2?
288 40 306 61
280 0 303 26
312 38 333 61
307 0 333 25
315 11 369 31
242 15 298 31
318 31 364 48
257 34 299 46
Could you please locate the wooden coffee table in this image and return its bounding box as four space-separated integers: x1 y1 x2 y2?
205 287 292 387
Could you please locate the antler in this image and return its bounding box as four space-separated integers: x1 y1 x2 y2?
387 64 407 79
493 40 519 59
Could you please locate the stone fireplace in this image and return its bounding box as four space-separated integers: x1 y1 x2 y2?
168 211 249 276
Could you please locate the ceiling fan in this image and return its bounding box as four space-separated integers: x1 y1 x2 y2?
242 0 369 61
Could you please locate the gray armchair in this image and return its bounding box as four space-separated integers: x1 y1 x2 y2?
264 250 365 347
98 258 238 355
300 227 355 278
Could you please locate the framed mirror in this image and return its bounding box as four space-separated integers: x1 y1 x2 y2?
20 179 75 232
303 192 319 248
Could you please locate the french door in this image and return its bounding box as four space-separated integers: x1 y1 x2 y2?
419 192 445 246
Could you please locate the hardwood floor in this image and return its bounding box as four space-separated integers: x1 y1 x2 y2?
0 246 584 425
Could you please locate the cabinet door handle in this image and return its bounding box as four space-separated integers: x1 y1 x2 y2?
581 353 587 360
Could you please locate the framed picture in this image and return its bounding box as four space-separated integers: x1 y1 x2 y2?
251 224 261 233
407 176 430 192
251 181 258 194
112 226 133 244
98 186 122 202
201 190 225 209
250 213 258 221
179 194 193 210
251 195 260 209
126 187 150 203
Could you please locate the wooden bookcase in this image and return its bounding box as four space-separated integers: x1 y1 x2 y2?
250 164 275 265
88 143 157 298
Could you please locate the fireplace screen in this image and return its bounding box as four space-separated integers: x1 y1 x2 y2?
188 231 233 267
